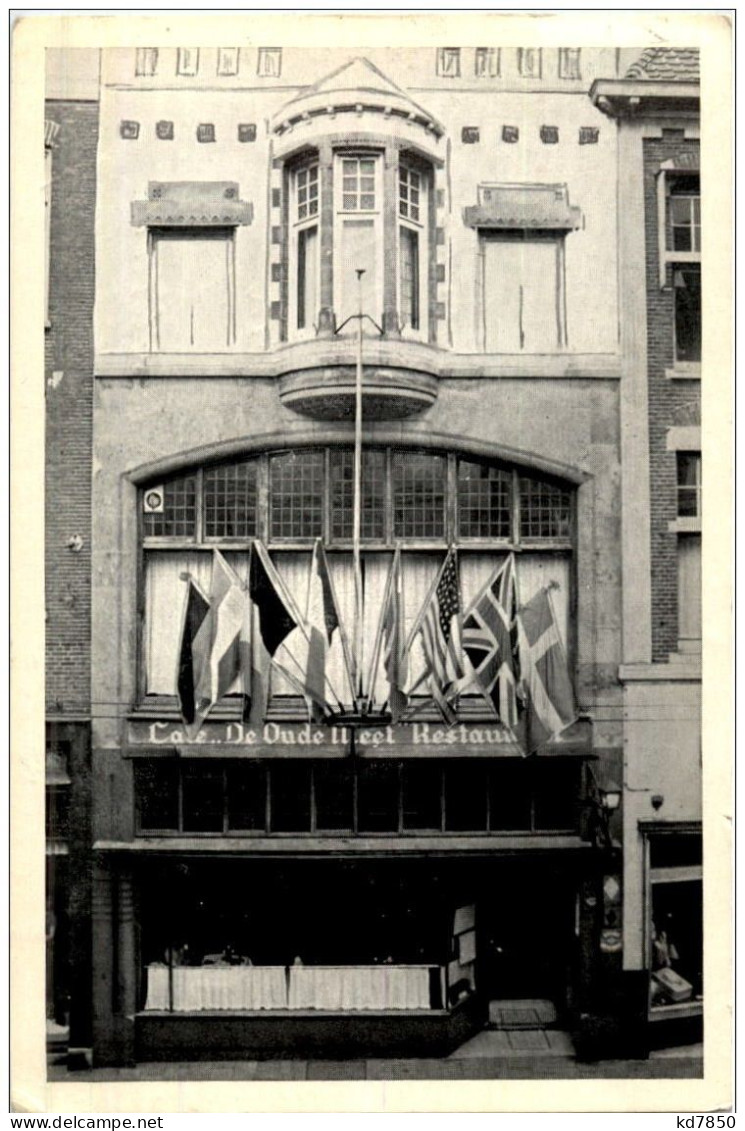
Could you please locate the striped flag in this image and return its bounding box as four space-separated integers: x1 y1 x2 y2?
417 548 466 725
516 586 576 751
176 575 212 735
246 540 301 725
462 553 519 727
304 539 340 719
178 550 245 739
380 547 408 721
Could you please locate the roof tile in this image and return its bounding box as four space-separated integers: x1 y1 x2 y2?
625 47 700 82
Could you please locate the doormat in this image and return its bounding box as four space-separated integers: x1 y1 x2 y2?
488 999 559 1029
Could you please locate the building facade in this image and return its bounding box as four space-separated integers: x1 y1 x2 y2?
44 49 100 1055
592 48 702 1049
74 44 663 1065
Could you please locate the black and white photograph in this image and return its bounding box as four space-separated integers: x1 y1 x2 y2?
12 10 733 1116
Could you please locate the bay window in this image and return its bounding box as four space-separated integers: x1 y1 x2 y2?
284 148 433 341
139 447 573 710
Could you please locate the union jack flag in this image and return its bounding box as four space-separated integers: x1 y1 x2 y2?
419 548 466 725
462 553 519 727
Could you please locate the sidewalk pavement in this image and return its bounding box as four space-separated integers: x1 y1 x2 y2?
47 1036 704 1082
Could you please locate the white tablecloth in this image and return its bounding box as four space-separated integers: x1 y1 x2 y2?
144 965 288 1012
288 965 432 1010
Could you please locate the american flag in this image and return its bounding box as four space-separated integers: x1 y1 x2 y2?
419 548 466 725
462 553 519 727
381 548 408 721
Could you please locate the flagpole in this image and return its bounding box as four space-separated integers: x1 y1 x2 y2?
353 268 365 707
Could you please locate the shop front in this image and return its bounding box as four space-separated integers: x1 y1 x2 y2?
92 715 601 1062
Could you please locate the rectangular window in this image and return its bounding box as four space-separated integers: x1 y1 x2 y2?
519 475 572 540
269 451 325 539
314 763 354 832
457 461 511 539
143 474 197 538
437 47 461 77
558 48 581 79
650 878 703 1009
269 763 311 832
182 764 224 832
482 235 562 351
402 764 442 830
674 264 701 363
227 763 267 831
489 761 532 830
475 47 500 77
518 48 542 78
217 48 240 76
204 461 258 539
393 452 446 539
357 763 399 833
257 48 282 77
399 166 421 222
330 449 387 542
341 157 377 212
135 48 158 76
399 227 420 331
533 762 578 830
667 176 700 253
676 452 702 517
297 226 318 331
296 165 319 221
177 48 199 76
444 764 488 831
135 762 179 831
677 533 702 645
152 229 234 351
46 787 70 841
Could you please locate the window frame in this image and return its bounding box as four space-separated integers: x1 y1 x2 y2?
138 447 575 707
141 447 575 553
398 159 429 337
148 226 237 352
557 48 581 80
333 151 385 330
479 229 568 351
134 757 581 838
288 159 321 338
656 168 701 370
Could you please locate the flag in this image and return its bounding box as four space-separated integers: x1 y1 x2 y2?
462 553 519 727
380 548 408 721
249 540 298 654
176 575 211 733
417 548 466 725
304 539 340 719
177 551 245 739
516 586 576 751
246 540 301 725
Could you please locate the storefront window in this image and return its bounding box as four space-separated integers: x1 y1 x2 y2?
134 759 583 838
648 832 703 1015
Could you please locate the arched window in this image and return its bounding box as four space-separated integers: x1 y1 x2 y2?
140 447 574 709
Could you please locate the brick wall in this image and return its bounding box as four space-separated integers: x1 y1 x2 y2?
45 101 98 714
643 133 701 661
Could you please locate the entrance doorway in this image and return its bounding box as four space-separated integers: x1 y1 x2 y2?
478 862 576 1008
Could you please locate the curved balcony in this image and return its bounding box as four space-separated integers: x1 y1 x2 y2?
275 337 441 420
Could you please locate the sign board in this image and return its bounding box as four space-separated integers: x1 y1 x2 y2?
126 717 591 758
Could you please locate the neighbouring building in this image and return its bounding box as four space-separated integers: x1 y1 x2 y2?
44 48 100 1056
81 44 638 1066
592 48 702 1050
